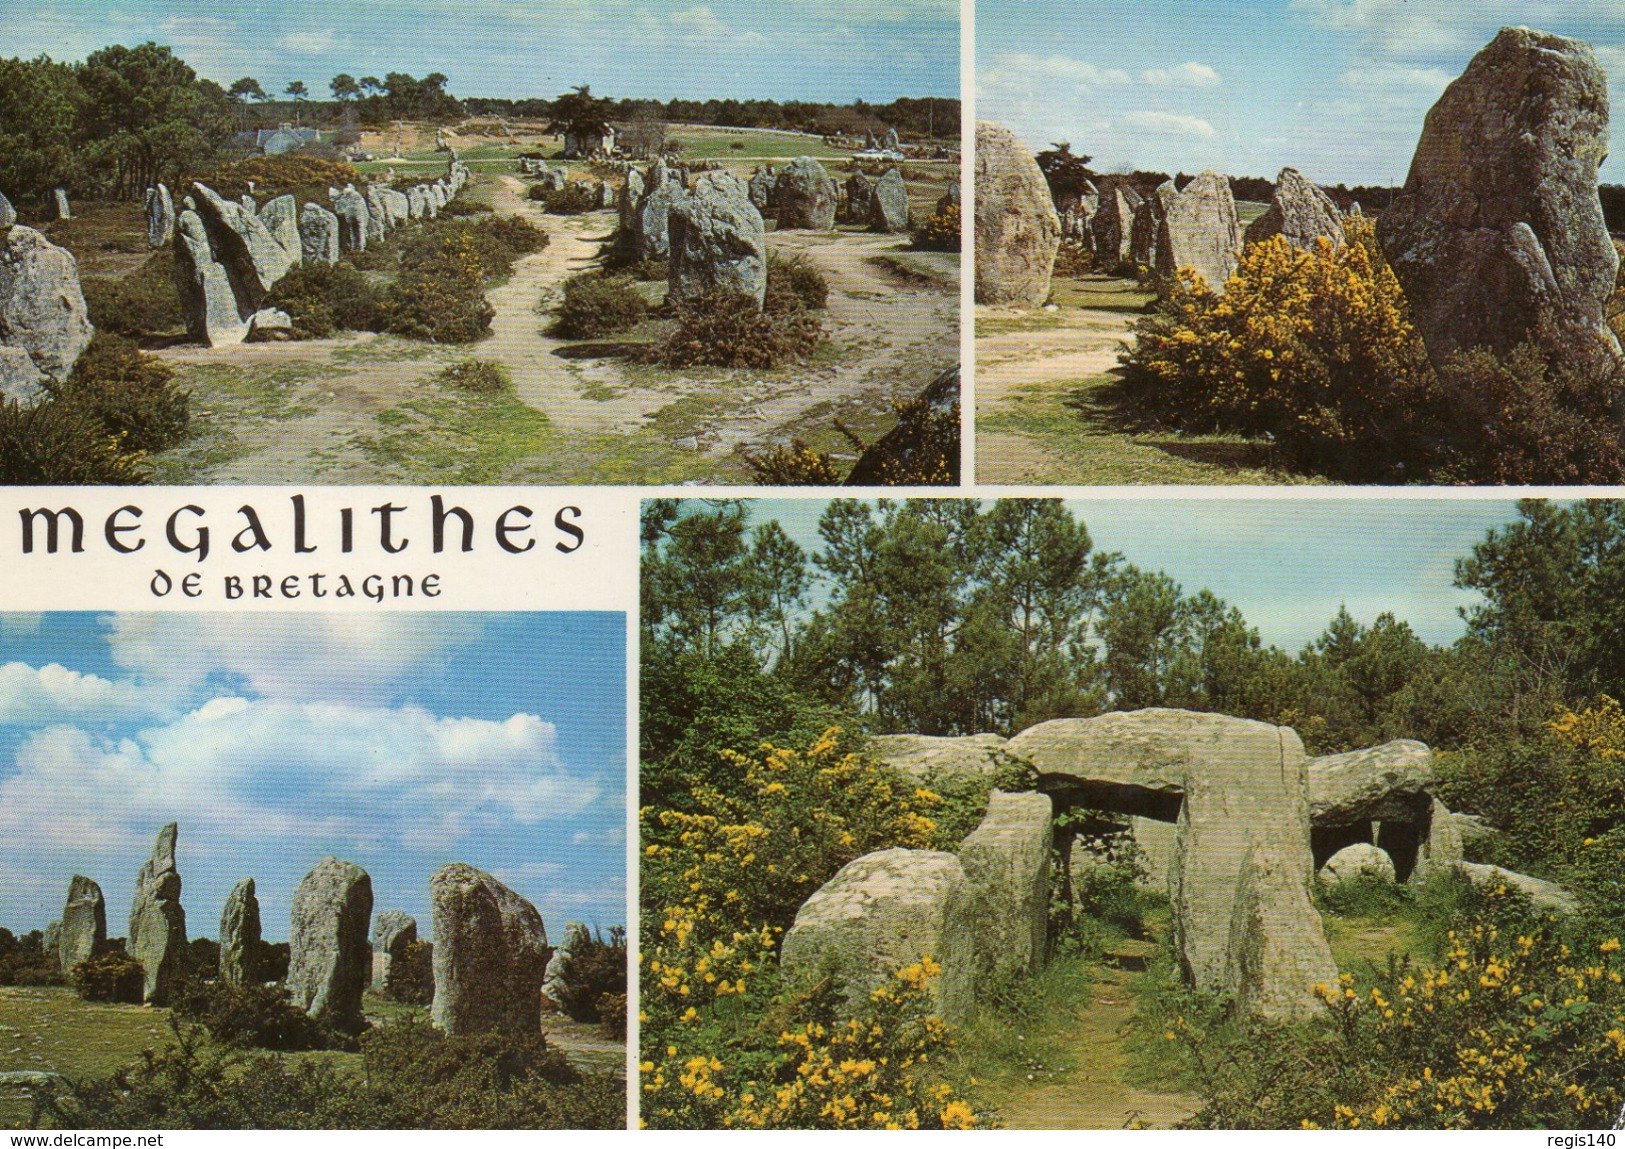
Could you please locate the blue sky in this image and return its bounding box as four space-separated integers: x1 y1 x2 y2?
743 498 1525 649
11 0 958 104
978 0 1625 186
0 613 625 940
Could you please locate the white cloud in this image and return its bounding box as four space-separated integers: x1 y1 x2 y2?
981 52 1132 90
1340 64 1452 91
1122 110 1217 138
0 699 604 860
103 614 484 703
1142 62 1222 88
279 30 338 54
0 662 153 725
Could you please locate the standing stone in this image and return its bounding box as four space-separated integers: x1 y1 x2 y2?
145 184 175 248
1129 180 1179 267
632 179 691 262
406 186 427 221
0 225 94 382
541 921 592 1013
869 167 910 233
298 203 339 266
885 127 901 151
845 172 876 224
748 168 776 212
1245 168 1346 252
957 791 1052 980
1378 26 1622 370
1091 184 1136 265
774 157 837 230
0 193 15 228
128 823 186 1006
257 195 302 266
240 194 257 215
429 863 550 1036
668 171 767 308
53 189 70 220
371 910 417 988
58 875 106 973
381 189 411 229
619 168 647 233
419 185 439 219
781 848 977 1028
1007 709 1337 1019
174 208 247 347
218 878 261 987
364 186 390 243
190 182 296 305
1155 172 1242 294
42 922 61 971
974 121 1060 306
287 858 372 1032
331 185 370 254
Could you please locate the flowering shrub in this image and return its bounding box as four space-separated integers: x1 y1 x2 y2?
911 202 960 253
1120 218 1625 483
639 730 983 1128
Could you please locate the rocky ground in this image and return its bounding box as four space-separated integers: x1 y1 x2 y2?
135 164 956 485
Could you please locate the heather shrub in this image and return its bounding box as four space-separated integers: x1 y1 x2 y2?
377 268 494 344
552 272 647 338
766 252 829 311
0 397 146 484
71 950 144 1003
436 358 510 394
531 183 598 215
263 262 381 338
644 290 821 369
743 440 842 485
54 333 188 453
170 980 344 1052
81 254 185 339
911 200 961 253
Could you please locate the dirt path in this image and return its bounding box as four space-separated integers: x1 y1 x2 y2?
994 943 1199 1130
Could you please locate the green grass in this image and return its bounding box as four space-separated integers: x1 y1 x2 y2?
979 374 1323 486
146 360 342 482
665 127 847 160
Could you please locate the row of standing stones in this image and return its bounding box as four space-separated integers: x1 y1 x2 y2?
45 822 599 1038
154 158 474 348
615 154 947 313
780 707 1575 1027
975 25 1625 379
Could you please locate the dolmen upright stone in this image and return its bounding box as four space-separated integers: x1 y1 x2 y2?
1091 183 1136 266
1245 167 1345 252
218 877 261 987
128 823 186 1005
668 171 767 309
371 910 417 988
58 875 106 973
1378 27 1623 371
957 791 1053 979
1007 708 1337 1019
541 921 592 1013
774 157 838 230
0 224 94 401
1155 172 1242 294
331 185 370 254
781 847 976 1027
298 203 339 266
430 863 551 1036
974 121 1060 306
145 184 175 248
287 857 372 1033
869 167 910 233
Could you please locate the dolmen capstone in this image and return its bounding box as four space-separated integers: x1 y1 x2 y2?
1007 708 1337 1019
1154 172 1242 295
288 857 372 1033
145 184 175 248
1307 739 1461 880
957 791 1052 980
129 822 187 1005
58 875 105 973
0 222 94 402
1245 167 1345 252
974 121 1060 306
371 910 417 988
1377 27 1624 372
218 877 261 987
668 171 767 309
781 847 977 1027
773 157 838 231
430 863 550 1035
869 167 910 234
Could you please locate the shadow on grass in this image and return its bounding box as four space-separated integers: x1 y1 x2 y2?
1058 370 1285 474
553 341 645 361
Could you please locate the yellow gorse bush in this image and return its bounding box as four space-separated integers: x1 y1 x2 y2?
640 731 982 1129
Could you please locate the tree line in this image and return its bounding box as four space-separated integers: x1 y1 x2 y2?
642 498 1625 772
